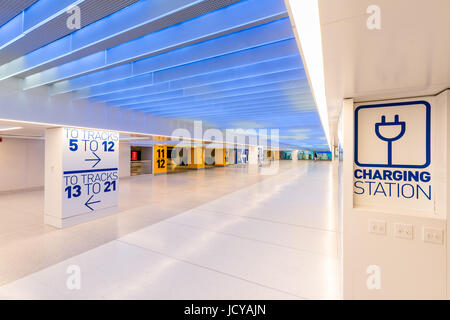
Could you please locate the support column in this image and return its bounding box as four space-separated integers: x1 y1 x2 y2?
215 148 227 166
229 148 237 165
247 146 259 174
188 146 205 169
44 127 119 228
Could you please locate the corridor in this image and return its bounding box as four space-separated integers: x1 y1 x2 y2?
0 161 341 299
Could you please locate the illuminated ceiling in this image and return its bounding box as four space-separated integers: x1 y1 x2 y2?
0 0 329 150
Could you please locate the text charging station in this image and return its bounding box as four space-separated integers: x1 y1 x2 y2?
343 93 450 298
45 127 120 228
353 100 434 212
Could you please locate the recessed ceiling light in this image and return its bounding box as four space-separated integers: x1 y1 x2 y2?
286 0 330 148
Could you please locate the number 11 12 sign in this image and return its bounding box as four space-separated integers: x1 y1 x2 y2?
154 145 167 174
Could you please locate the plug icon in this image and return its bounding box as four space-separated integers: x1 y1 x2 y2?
375 115 406 166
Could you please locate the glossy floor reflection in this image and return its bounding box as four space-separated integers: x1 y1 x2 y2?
0 161 341 299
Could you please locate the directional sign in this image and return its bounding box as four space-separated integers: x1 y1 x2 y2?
85 152 101 168
44 127 119 228
62 128 119 216
154 145 167 174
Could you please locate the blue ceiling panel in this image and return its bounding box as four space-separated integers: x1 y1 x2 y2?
0 0 246 79
22 2 290 89
183 69 306 96
0 0 37 28
105 0 287 66
88 68 305 105
0 0 329 149
132 19 293 80
0 0 140 67
131 98 316 119
136 92 312 113
114 79 308 109
0 0 79 49
0 13 23 48
128 87 312 111
168 55 302 90
23 0 81 29
65 39 300 99
150 103 315 118
35 18 294 92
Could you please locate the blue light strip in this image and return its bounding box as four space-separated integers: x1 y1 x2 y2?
57 39 300 97
20 1 290 89
133 94 314 114
185 69 306 96
0 0 329 149
200 113 320 123
0 0 84 49
0 0 200 80
89 68 305 105
135 88 312 112
124 85 310 113
149 102 316 118
168 55 301 90
157 94 315 112
147 96 315 114
137 92 312 114
74 53 302 103
114 79 308 109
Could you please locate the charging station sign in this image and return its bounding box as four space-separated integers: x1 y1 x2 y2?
62 128 119 217
353 100 433 212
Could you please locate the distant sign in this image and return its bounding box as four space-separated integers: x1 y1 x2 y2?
154 145 167 174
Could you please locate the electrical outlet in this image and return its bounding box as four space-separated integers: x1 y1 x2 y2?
368 220 386 235
394 223 413 240
423 227 444 245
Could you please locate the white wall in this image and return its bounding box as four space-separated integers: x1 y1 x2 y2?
141 147 153 161
0 140 138 192
342 91 449 299
0 138 44 192
119 142 131 178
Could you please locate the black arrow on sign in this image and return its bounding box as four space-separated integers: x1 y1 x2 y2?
85 195 101 211
85 152 101 168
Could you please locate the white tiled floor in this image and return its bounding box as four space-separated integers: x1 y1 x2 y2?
0 161 341 299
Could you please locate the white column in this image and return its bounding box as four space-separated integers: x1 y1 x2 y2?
45 127 120 228
247 146 259 174
248 146 258 165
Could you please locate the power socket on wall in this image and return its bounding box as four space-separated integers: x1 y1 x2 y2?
423 227 444 245
368 220 386 235
394 223 413 240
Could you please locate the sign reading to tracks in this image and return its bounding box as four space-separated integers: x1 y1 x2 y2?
62 128 119 217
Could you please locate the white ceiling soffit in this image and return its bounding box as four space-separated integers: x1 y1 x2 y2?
284 0 330 147
318 0 450 126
